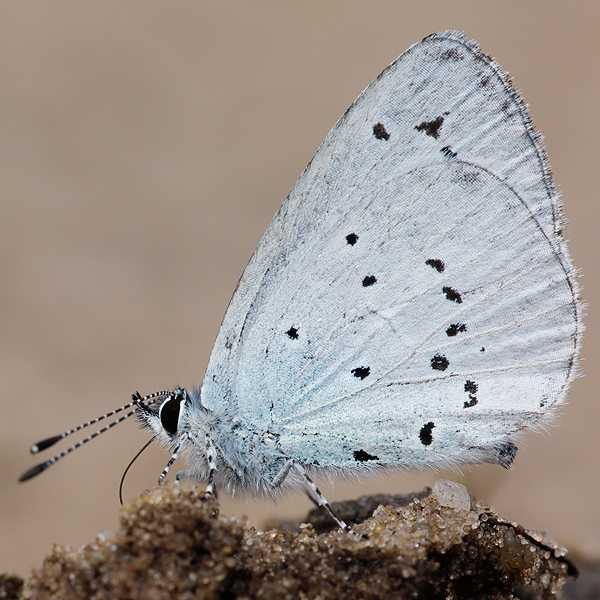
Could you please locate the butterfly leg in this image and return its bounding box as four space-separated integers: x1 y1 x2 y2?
292 462 348 531
158 443 181 485
173 436 217 498
270 460 349 531
204 433 217 497
270 458 294 489
303 488 321 508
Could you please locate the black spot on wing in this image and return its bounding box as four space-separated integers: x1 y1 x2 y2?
346 233 358 246
441 146 457 158
420 422 435 446
431 354 449 371
353 449 379 462
446 323 467 337
351 366 370 380
415 116 443 139
497 440 518 469
463 380 478 408
464 380 477 394
458 170 480 184
372 122 390 140
362 275 377 287
443 286 462 304
440 47 464 61
480 347 485 353
286 327 299 340
425 258 445 273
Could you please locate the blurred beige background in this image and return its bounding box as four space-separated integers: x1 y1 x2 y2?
1 1 598 576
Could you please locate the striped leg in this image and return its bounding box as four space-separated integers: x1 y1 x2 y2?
292 462 348 531
204 433 217 497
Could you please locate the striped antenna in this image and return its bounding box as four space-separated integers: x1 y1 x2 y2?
19 390 170 483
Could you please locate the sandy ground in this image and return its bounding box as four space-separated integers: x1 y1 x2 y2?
10 483 576 599
1 1 598 576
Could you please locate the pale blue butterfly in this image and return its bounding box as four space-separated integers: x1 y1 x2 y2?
21 31 582 529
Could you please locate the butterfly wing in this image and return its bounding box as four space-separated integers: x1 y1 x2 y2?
200 31 581 472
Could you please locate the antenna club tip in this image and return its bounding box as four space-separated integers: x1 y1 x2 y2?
19 461 50 483
29 434 63 454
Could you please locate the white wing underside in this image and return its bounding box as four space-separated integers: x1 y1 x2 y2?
200 31 581 471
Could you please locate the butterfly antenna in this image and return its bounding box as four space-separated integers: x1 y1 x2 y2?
119 437 155 505
19 390 170 483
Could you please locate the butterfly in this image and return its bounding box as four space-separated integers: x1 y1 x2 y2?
21 31 582 530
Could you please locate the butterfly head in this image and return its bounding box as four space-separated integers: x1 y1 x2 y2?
134 388 192 447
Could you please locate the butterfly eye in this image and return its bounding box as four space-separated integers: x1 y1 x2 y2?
159 394 183 435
